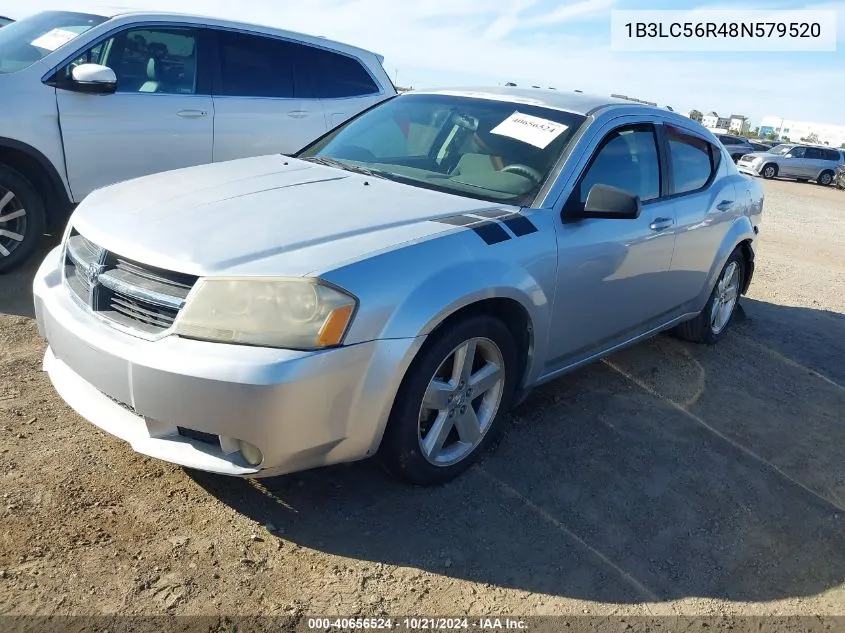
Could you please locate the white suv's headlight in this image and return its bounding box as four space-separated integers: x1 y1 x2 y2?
173 278 357 350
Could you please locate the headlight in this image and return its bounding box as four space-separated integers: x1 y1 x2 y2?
173 278 357 350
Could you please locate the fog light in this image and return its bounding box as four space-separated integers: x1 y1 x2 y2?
239 440 263 466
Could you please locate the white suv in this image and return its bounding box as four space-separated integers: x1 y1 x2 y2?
0 9 395 272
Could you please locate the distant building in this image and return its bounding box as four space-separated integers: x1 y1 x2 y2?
702 112 730 131
728 115 750 135
759 116 845 146
701 112 749 135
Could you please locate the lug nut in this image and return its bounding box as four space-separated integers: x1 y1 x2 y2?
460 405 467 414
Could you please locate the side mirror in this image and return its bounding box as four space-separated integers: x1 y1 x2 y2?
68 63 117 94
578 184 642 219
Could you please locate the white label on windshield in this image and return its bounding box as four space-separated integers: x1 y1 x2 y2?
31 29 78 52
490 111 568 149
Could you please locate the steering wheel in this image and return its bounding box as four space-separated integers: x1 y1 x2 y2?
500 164 543 183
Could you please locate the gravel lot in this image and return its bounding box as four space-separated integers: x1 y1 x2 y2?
1 179 843 619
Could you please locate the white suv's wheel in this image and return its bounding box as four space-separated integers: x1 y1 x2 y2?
0 165 45 274
761 164 778 179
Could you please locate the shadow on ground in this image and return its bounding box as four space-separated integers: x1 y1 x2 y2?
190 297 845 604
0 235 60 319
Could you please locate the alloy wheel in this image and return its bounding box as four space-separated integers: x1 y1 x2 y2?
819 173 833 186
0 187 26 259
710 261 740 334
418 337 505 466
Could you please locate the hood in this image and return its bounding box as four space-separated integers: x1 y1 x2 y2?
71 155 513 276
739 151 772 160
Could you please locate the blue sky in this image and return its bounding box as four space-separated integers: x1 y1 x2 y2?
4 0 843 127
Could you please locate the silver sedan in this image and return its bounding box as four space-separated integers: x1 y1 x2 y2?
33 87 764 485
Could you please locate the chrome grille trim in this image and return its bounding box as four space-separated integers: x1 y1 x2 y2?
98 271 186 310
63 229 198 337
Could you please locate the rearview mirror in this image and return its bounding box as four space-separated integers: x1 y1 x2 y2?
69 63 117 94
580 184 642 219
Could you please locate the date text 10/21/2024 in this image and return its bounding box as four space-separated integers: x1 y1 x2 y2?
307 618 528 630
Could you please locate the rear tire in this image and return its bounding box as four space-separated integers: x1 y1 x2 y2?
379 314 518 486
817 170 834 186
0 165 46 274
760 163 778 179
675 248 745 345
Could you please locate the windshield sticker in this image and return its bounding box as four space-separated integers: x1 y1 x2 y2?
490 111 569 149
31 29 79 52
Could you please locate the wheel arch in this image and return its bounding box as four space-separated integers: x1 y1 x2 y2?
422 296 535 394
761 161 779 177
0 137 72 230
695 218 757 311
816 168 835 184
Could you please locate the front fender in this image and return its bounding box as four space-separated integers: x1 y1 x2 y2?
323 225 558 383
383 257 548 341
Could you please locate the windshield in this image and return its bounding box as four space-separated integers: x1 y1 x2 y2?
0 11 106 74
768 144 793 155
297 93 586 205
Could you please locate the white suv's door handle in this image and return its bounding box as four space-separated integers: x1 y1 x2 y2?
177 109 207 118
716 200 734 211
287 110 309 118
649 217 675 231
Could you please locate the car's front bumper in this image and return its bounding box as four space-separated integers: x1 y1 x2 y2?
737 163 762 177
33 247 424 477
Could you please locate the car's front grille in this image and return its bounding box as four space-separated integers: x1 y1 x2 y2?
64 230 198 336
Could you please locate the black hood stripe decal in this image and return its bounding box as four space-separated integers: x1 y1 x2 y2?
432 211 538 245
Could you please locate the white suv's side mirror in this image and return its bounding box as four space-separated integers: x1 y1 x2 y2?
69 63 117 94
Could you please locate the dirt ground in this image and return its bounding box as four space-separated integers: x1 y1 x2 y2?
1 179 843 621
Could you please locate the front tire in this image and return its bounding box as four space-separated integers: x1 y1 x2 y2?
379 314 518 486
675 249 745 345
817 170 834 186
761 163 778 179
0 165 46 274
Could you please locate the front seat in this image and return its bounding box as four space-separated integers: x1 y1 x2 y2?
139 58 161 93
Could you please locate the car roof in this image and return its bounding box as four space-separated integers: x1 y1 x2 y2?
73 7 383 61
409 86 648 116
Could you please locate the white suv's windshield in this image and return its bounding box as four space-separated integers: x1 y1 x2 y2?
298 93 586 205
768 144 793 155
0 11 106 74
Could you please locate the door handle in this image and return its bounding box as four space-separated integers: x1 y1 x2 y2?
176 109 207 118
287 110 309 118
649 217 675 231
716 200 734 211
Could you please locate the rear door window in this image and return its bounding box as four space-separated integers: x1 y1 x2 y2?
298 45 379 98
216 31 294 98
667 127 719 194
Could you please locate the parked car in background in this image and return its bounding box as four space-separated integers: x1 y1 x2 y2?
749 141 773 152
737 144 845 185
0 16 13 27
716 134 756 162
33 87 763 485
0 9 395 272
